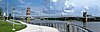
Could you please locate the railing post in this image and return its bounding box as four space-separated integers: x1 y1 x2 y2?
67 24 70 32
77 27 79 32
65 23 67 32
53 23 55 28
64 23 67 32
49 23 52 27
40 21 42 26
55 23 58 29
72 26 75 32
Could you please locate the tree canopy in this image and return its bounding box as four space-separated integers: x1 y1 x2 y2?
0 7 2 16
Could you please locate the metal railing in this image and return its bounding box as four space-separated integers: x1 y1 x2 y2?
29 20 93 32
67 24 93 32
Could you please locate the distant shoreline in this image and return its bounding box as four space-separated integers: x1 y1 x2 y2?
36 17 100 22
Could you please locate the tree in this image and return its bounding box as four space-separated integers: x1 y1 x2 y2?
8 13 12 19
0 7 2 16
0 7 3 20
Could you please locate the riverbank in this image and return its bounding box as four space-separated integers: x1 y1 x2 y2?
0 20 26 32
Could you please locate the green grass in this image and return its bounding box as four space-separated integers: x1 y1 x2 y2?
0 20 26 32
9 20 21 23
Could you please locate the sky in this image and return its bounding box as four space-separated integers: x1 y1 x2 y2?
0 0 100 17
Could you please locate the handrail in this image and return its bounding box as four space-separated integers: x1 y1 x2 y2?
29 20 93 32
67 24 93 32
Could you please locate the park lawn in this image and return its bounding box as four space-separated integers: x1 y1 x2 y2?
0 20 26 32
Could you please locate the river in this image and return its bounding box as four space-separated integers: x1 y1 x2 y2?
68 21 100 32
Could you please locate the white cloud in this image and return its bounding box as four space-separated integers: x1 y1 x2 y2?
64 10 73 12
81 9 87 13
27 3 31 5
18 0 25 4
51 0 57 2
18 0 31 5
83 6 89 10
16 5 27 8
13 10 22 14
64 0 75 10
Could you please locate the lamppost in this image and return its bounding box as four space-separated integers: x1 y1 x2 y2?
11 0 20 26
6 2 9 21
11 7 22 30
12 7 15 31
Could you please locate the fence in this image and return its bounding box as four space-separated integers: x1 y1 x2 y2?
67 24 93 32
29 20 93 32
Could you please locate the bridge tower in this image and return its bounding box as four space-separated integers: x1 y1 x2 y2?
26 7 31 23
82 6 88 28
83 6 88 22
83 9 87 22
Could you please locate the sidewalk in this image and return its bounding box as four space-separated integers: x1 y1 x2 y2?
16 21 60 32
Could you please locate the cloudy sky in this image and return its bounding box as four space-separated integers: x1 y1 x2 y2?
0 0 100 17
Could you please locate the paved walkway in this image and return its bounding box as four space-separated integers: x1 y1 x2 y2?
16 21 60 32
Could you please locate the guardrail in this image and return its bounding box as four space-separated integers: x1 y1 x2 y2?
29 20 93 32
30 20 68 32
67 24 93 32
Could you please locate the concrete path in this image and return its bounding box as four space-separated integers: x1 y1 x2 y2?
16 21 60 32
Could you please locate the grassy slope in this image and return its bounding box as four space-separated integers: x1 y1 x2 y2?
0 20 26 32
